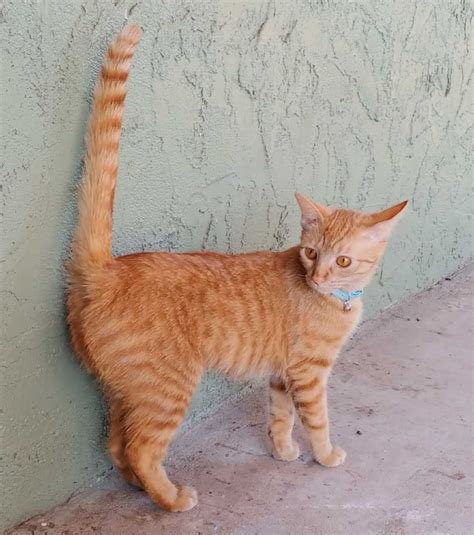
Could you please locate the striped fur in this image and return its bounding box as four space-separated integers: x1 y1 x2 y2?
66 25 407 513
71 24 141 271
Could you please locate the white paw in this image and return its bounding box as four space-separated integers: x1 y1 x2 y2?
272 439 301 462
317 446 346 467
170 485 198 512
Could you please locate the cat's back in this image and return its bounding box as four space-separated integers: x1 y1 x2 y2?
113 249 285 290
104 249 292 316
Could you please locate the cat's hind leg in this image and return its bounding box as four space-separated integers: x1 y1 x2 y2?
267 377 300 461
123 359 202 512
108 400 143 488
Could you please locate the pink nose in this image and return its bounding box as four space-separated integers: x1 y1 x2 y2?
312 275 326 285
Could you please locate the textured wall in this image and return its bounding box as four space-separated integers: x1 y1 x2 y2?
1 0 472 529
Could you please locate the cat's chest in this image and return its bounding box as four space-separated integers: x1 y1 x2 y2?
297 300 363 351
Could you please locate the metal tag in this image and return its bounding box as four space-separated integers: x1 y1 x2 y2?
343 300 352 312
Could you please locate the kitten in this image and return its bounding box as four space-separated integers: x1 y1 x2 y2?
67 25 407 512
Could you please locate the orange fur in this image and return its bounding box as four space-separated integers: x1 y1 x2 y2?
67 25 408 512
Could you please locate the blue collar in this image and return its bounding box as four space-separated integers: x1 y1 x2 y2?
331 289 363 311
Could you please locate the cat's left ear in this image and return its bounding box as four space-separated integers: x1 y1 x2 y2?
362 200 408 243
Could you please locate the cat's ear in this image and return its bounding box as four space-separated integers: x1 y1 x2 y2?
295 193 330 230
362 200 408 243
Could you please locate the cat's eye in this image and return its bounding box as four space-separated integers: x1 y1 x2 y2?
336 256 352 268
304 248 318 260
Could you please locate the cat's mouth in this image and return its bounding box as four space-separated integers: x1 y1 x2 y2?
305 276 333 295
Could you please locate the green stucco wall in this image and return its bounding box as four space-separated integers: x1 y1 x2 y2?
1 0 472 529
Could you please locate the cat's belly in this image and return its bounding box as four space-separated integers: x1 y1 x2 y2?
200 327 286 379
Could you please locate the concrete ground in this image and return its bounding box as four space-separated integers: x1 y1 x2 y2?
9 266 473 535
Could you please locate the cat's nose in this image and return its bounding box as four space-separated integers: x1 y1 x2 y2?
312 274 326 286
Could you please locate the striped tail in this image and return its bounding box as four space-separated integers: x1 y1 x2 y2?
71 24 142 271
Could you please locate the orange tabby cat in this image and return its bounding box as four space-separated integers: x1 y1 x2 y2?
67 25 408 512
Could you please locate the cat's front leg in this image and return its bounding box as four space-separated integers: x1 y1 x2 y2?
287 359 346 467
267 378 300 461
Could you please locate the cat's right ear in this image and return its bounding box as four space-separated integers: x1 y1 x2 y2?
295 193 329 230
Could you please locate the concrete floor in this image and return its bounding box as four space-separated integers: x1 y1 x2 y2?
9 266 473 535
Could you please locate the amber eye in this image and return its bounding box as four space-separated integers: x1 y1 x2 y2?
304 248 318 260
336 256 352 268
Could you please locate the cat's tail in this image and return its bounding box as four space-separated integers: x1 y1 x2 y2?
71 24 142 271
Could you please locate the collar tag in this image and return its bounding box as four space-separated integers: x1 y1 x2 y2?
331 289 363 312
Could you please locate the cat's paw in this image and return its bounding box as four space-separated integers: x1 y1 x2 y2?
316 446 346 468
170 485 198 512
272 439 300 462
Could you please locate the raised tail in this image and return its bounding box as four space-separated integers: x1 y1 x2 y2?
71 24 142 271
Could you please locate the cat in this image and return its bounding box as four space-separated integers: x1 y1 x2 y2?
67 24 408 513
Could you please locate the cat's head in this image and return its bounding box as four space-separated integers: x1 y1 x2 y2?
295 193 408 294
